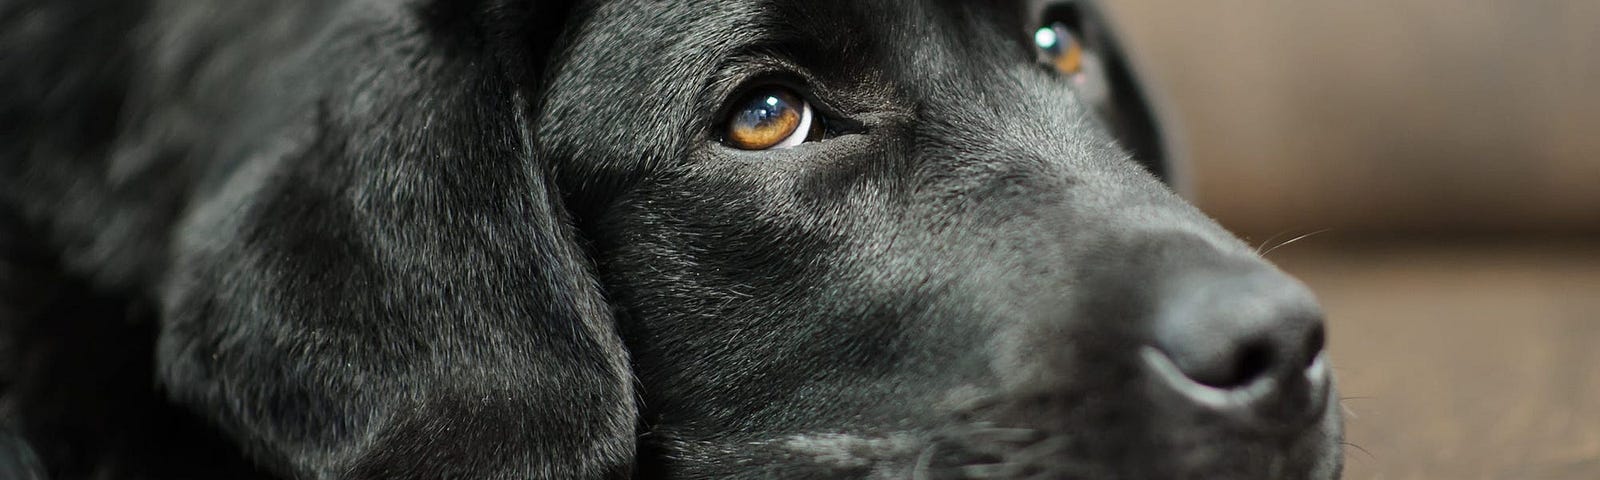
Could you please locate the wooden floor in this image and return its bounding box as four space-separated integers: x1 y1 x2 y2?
1270 239 1600 479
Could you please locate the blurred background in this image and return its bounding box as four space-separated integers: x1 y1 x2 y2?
1101 1 1600 478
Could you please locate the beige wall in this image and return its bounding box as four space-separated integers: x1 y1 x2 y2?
1103 0 1600 238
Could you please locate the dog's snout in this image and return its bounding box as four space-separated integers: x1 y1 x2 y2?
1143 268 1331 426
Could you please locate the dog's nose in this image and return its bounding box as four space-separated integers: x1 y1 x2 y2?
1142 268 1330 426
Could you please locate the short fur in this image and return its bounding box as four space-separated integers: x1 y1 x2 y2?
0 0 1342 479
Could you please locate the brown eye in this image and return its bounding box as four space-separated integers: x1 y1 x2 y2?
1035 23 1085 75
724 88 816 150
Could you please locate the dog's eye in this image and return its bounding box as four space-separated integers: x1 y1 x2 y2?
724 88 819 150
1035 22 1085 76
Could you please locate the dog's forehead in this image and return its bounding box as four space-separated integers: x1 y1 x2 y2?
567 0 1034 66
553 0 1042 112
542 0 1047 181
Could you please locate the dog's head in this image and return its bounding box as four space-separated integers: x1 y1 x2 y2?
551 0 1339 477
145 0 1340 478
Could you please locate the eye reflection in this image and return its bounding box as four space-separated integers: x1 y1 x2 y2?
1036 23 1085 76
1035 27 1061 51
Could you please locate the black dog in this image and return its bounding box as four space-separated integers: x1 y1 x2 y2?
0 0 1342 478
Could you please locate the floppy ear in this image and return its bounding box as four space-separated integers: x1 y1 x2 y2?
1042 0 1181 186
158 1 636 478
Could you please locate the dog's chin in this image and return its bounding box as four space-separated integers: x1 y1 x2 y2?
917 407 1341 479
908 374 1343 480
646 398 1342 480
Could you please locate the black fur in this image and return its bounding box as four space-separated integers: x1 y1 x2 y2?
1 1 1342 479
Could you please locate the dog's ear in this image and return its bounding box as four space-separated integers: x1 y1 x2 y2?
158 1 636 478
1040 0 1179 185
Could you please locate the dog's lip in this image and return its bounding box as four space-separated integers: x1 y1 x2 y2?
1140 346 1331 426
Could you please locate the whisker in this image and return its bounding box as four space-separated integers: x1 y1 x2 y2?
1341 441 1375 460
965 427 1045 444
1261 228 1333 257
912 442 939 480
1254 230 1294 255
1338 397 1361 419
960 462 1024 479
948 395 1009 417
1009 435 1072 466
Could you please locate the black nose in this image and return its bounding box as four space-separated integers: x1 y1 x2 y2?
1143 268 1330 425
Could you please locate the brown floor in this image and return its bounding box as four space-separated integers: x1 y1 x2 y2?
1269 240 1600 479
